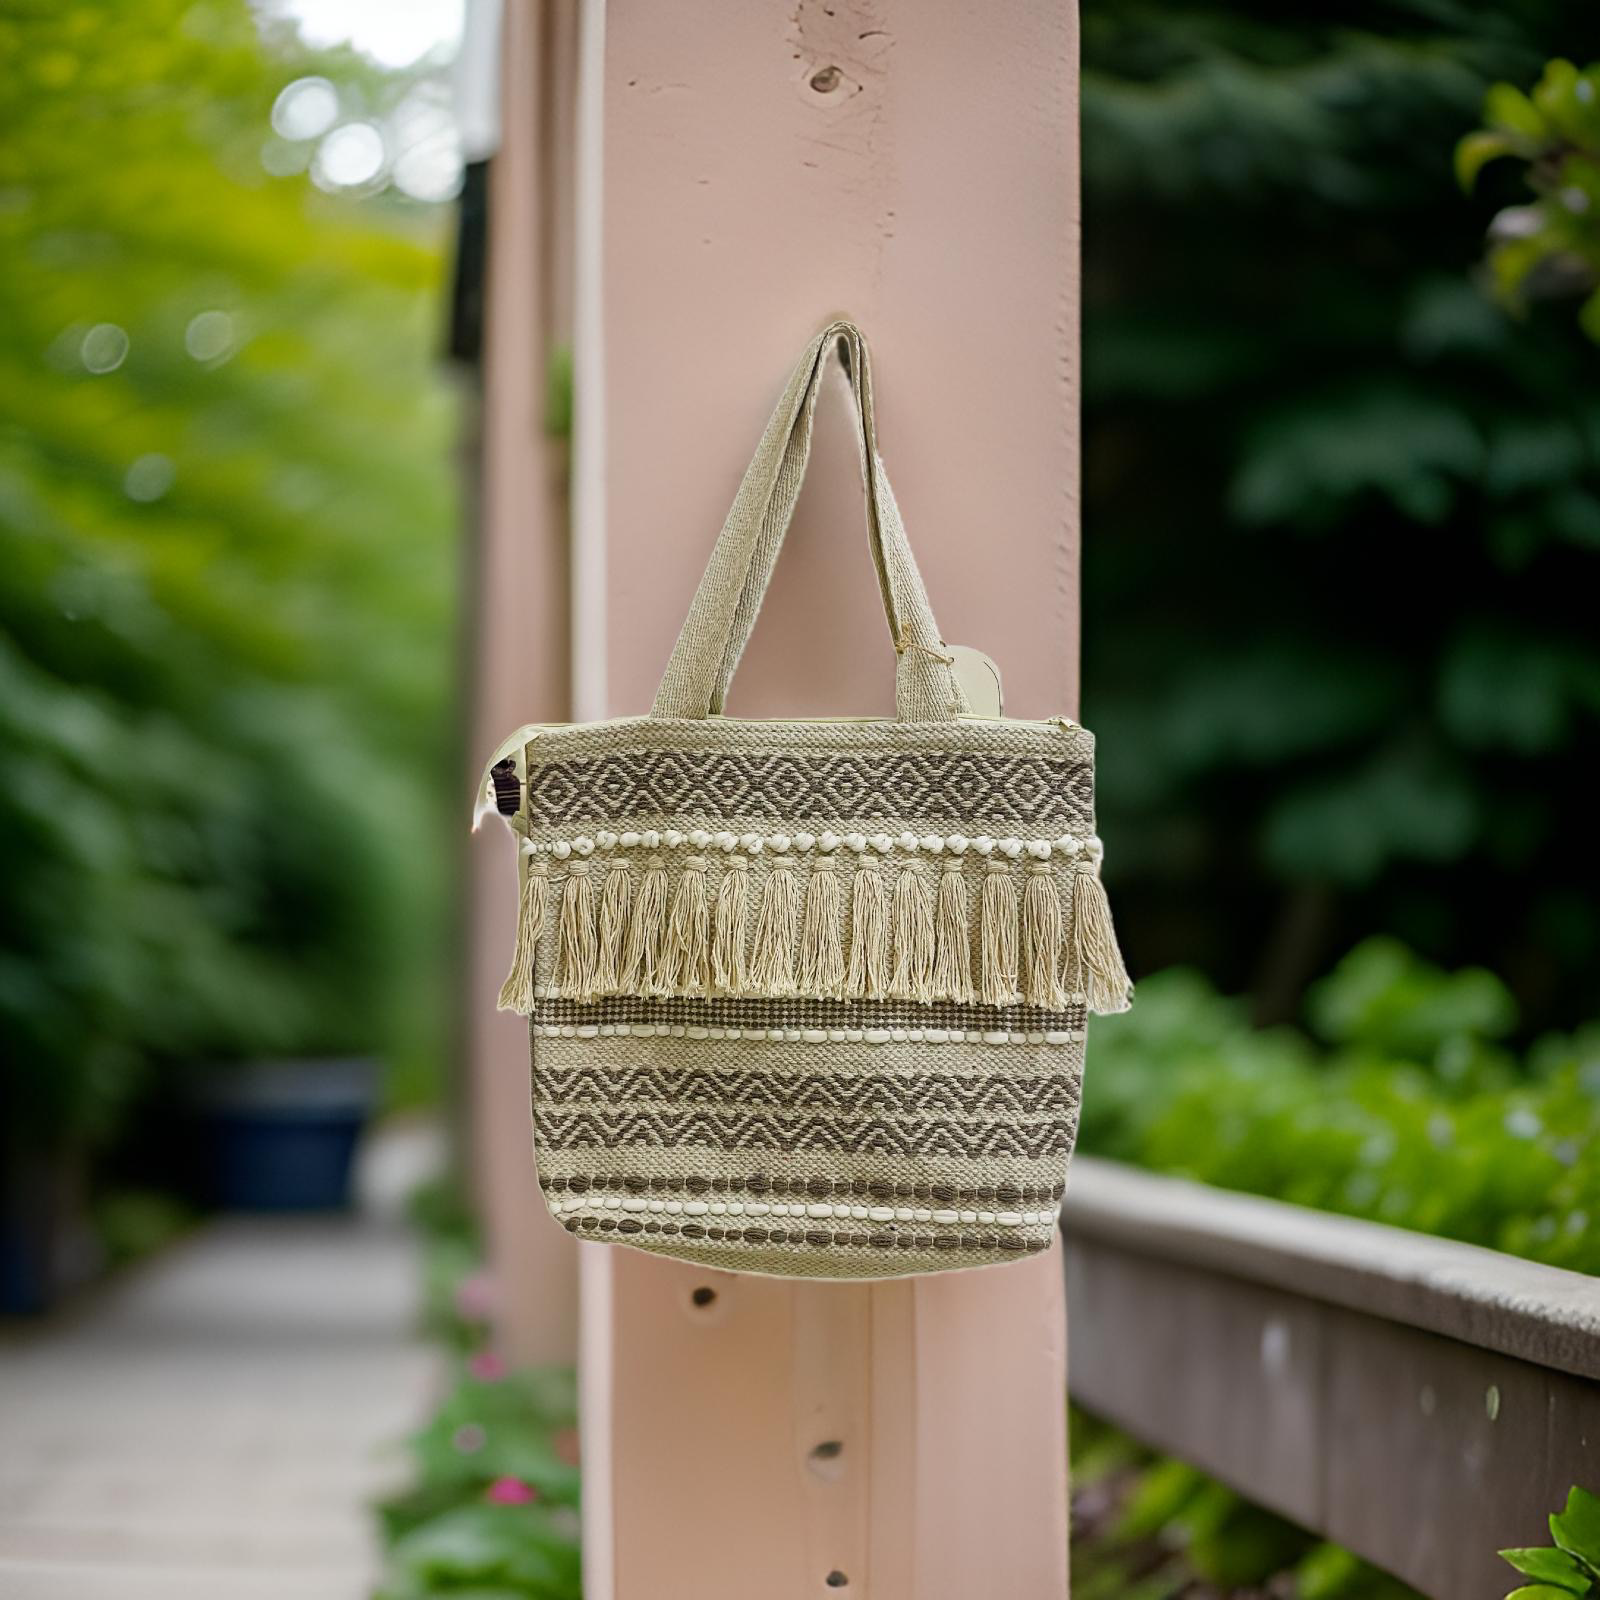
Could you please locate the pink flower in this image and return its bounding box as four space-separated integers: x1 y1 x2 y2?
467 1350 507 1382
454 1272 497 1323
485 1476 538 1505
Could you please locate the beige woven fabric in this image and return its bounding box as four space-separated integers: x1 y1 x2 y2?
488 320 1128 1279
652 322 969 725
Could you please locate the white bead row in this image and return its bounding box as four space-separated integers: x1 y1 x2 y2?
547 1192 1055 1228
522 829 1104 862
533 1021 1085 1045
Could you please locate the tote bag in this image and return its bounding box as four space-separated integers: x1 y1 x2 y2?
484 319 1130 1279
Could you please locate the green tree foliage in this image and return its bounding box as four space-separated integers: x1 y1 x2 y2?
0 2 458 1147
1080 2 1600 1028
1459 59 1600 342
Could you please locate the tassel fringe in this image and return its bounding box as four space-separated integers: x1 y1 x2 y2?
593 857 632 994
1021 860 1066 1010
506 843 1130 1014
979 858 1019 1007
797 854 845 999
890 866 936 1002
748 854 800 996
496 853 548 1014
847 861 890 998
932 856 972 1003
712 855 750 993
618 855 670 996
554 860 598 1000
662 854 710 996
1072 859 1133 1015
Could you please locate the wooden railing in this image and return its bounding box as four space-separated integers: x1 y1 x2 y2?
1061 1157 1600 1599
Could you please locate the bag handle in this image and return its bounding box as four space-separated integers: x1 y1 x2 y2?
650 320 970 723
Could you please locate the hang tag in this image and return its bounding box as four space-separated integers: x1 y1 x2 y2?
947 644 1003 718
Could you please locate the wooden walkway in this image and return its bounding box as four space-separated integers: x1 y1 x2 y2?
0 1215 435 1599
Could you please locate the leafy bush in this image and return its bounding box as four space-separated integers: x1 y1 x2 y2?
1500 1486 1600 1598
0 4 458 1151
1081 939 1600 1273
1080 3 1600 1030
376 1195 581 1600
1071 1408 1421 1599
1459 60 1600 342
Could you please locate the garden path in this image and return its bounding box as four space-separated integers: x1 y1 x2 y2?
0 1189 435 1597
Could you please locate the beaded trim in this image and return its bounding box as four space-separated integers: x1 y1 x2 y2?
542 1173 1067 1205
560 1213 1048 1255
534 1022 1083 1045
548 1191 1058 1227
521 829 1104 861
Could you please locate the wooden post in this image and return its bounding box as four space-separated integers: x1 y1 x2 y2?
466 0 581 1368
568 3 1083 1594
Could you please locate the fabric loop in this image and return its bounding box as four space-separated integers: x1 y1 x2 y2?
650 321 970 724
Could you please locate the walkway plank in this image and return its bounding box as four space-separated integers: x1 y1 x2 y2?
0 1217 434 1600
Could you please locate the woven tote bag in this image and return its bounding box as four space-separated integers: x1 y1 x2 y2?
484 320 1130 1280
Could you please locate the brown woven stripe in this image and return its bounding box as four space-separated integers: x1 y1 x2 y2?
532 1062 1080 1118
531 1104 1078 1161
522 748 1093 831
544 1172 1066 1204
532 993 1087 1031
560 1213 1046 1254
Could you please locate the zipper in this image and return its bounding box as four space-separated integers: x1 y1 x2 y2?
491 712 1078 749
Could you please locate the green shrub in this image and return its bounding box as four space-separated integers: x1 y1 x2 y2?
1459 60 1600 342
1081 939 1600 1273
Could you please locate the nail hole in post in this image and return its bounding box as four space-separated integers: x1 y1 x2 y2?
825 1572 849 1588
810 65 842 94
690 1286 717 1309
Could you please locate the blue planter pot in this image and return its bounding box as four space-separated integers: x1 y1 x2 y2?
198 1059 377 1212
0 1149 98 1316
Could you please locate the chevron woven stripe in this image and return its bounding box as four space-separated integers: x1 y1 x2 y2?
532 1063 1080 1118
531 1105 1078 1161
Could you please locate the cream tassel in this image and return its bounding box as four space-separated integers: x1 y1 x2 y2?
890 865 936 1002
1072 854 1133 1015
496 852 549 1014
711 855 750 993
979 857 1020 1007
932 856 972 1003
663 854 711 996
593 857 632 995
618 854 669 996
1021 860 1066 1010
846 861 890 999
797 854 845 999
554 859 598 1000
748 854 800 996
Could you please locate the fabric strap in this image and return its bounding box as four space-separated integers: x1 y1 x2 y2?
651 320 970 724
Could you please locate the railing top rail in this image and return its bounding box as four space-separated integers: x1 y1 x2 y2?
1062 1157 1600 1382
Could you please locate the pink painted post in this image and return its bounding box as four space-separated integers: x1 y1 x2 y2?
571 2 1082 1594
466 0 580 1368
